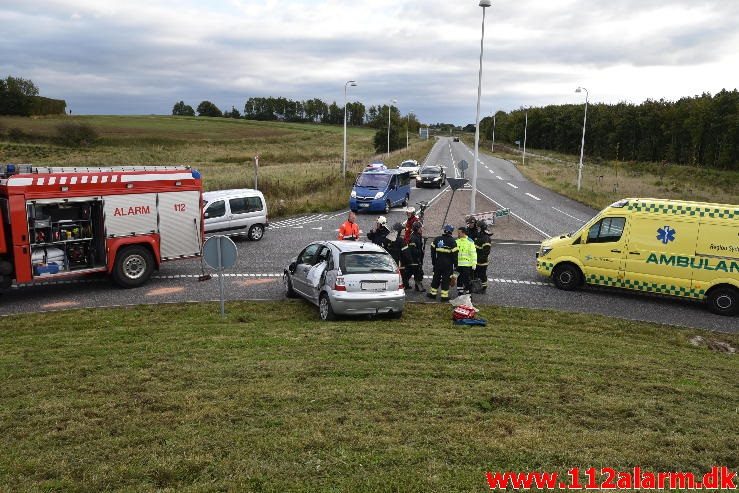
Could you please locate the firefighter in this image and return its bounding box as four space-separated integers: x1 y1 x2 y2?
474 220 492 293
427 224 458 302
403 206 419 244
402 221 425 292
455 226 477 295
337 211 359 240
465 216 479 242
367 216 391 249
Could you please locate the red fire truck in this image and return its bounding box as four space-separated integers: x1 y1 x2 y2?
0 164 203 289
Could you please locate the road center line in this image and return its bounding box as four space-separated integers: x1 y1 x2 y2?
525 193 541 201
507 182 518 189
552 207 586 222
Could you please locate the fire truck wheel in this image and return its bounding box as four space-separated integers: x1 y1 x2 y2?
0 260 12 276
112 245 154 288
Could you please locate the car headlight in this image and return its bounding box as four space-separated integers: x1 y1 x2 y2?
433 177 440 181
351 190 357 198
374 192 385 200
540 247 553 257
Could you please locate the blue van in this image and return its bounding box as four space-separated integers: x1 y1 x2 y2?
349 165 412 213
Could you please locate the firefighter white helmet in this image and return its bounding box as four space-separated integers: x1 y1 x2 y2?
377 216 387 225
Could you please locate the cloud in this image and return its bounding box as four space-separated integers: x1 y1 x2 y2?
1 0 737 123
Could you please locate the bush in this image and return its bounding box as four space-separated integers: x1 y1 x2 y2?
7 127 26 141
56 122 98 147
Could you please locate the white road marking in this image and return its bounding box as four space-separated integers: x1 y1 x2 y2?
312 227 323 230
525 193 541 201
552 207 586 222
488 169 495 174
507 182 518 189
496 176 503 180
475 189 552 238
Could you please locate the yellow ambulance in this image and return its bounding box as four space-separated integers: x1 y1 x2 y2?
536 198 739 316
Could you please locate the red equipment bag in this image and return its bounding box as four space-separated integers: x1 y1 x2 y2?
452 305 477 321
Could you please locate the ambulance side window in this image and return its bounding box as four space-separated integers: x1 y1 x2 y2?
205 200 226 218
587 217 626 243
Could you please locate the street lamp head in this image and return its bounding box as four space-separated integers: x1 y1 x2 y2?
479 0 492 7
575 87 582 93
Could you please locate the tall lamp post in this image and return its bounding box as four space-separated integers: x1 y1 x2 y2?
387 99 397 158
471 0 492 215
342 80 357 177
522 110 528 166
491 111 496 152
406 109 413 148
575 86 589 191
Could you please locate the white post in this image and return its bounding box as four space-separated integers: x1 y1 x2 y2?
387 99 396 158
522 111 528 166
471 1 490 215
576 87 589 191
491 113 496 152
254 155 259 189
342 80 356 177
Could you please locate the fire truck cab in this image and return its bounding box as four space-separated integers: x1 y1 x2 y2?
0 164 203 290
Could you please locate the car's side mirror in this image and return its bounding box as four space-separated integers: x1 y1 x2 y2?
289 261 297 273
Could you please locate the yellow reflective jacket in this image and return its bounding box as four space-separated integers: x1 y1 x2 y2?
457 236 477 267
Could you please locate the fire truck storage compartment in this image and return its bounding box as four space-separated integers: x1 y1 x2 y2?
27 199 105 277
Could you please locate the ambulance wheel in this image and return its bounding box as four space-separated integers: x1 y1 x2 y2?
706 286 738 316
112 245 154 288
384 200 391 214
248 224 264 241
552 263 582 291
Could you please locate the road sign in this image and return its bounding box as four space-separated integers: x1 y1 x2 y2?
457 159 469 171
203 235 238 318
204 235 237 269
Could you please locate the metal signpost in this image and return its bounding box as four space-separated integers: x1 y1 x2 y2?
442 177 470 226
203 235 238 318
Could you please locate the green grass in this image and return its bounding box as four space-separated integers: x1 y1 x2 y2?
0 115 435 217
463 136 738 208
1 302 736 492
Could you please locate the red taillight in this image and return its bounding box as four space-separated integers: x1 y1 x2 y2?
397 269 404 289
334 276 346 291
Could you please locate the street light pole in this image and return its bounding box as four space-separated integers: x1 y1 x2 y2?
342 80 357 177
471 0 492 215
406 110 413 148
522 110 528 166
491 112 496 152
387 99 397 158
576 86 589 191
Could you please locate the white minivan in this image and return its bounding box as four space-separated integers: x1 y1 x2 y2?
203 189 268 241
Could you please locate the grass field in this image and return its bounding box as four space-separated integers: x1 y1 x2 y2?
1 301 736 492
0 115 435 217
463 136 738 209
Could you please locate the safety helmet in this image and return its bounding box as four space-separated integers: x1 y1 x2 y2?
443 224 454 234
412 221 423 231
377 216 387 225
465 215 477 226
405 206 416 214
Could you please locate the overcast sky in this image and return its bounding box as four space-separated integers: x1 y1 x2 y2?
2 0 738 124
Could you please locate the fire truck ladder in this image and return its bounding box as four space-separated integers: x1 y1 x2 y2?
23 165 192 174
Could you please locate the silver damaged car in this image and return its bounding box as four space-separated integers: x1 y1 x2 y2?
284 241 405 320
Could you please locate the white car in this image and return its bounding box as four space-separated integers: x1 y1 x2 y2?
398 160 420 177
203 189 268 241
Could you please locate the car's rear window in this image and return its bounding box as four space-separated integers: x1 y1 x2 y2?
340 252 396 274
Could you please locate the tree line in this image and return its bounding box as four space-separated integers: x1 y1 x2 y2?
480 90 737 170
172 97 421 131
0 76 66 116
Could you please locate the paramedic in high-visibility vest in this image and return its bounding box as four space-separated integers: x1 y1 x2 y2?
338 211 360 240
455 226 477 295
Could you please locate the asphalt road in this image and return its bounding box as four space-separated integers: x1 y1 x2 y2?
1 138 736 333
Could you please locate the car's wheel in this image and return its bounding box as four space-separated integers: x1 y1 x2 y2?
284 274 297 298
248 224 264 241
402 195 409 207
552 263 582 291
706 286 738 316
319 293 336 321
388 310 403 319
112 245 154 288
384 200 391 214
351 208 358 213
